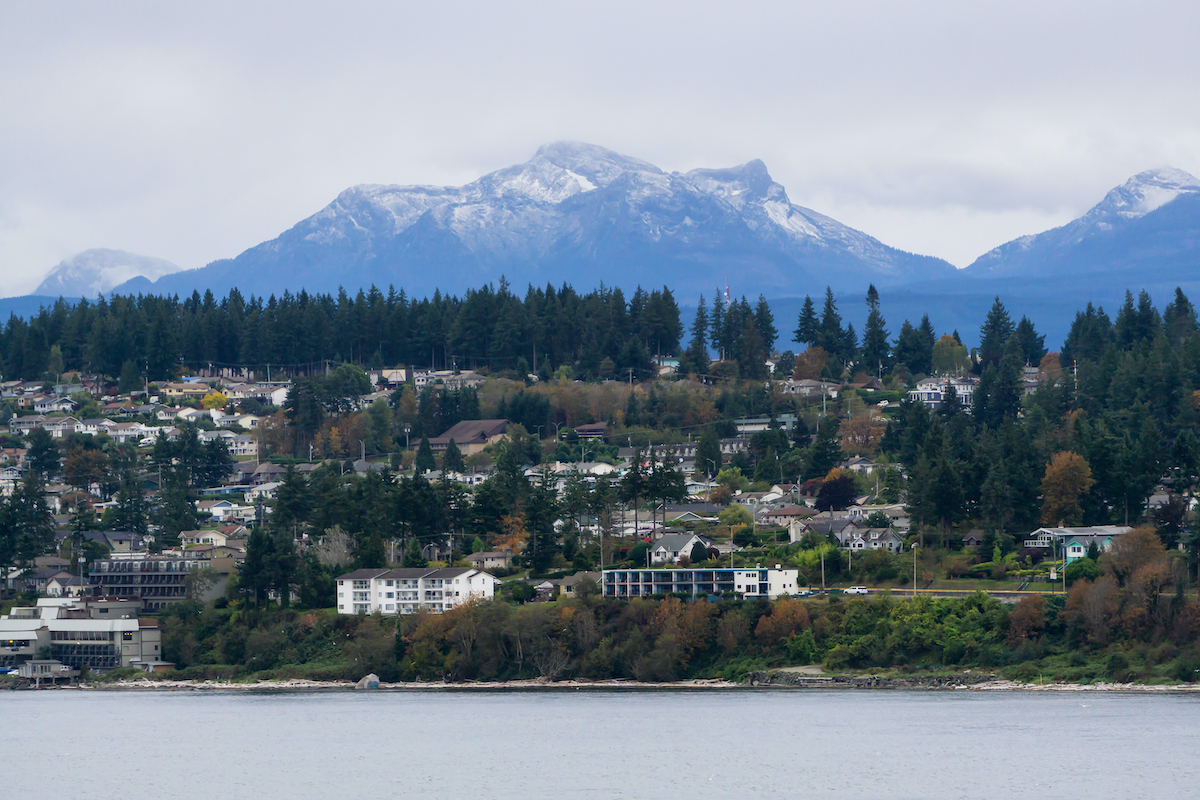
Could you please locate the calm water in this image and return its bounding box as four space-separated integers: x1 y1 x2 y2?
3 689 1197 799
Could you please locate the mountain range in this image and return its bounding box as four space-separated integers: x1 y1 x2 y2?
107 142 955 302
11 145 1200 348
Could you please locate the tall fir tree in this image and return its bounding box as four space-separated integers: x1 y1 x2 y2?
977 296 1015 371
860 284 890 377
753 295 777 354
794 295 817 347
414 436 436 475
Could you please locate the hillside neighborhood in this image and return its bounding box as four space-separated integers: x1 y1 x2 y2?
1 286 1199 686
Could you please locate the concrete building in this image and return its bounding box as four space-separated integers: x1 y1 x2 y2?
89 554 227 612
602 566 801 599
336 567 498 615
0 597 164 672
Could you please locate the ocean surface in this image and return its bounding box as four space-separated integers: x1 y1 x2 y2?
4 688 1197 799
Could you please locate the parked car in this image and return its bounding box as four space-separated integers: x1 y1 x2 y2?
845 586 869 595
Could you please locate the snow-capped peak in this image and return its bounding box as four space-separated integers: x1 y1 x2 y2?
34 248 181 297
1089 166 1200 220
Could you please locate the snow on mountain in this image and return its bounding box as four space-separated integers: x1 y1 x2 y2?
966 167 1200 278
34 249 181 298
110 142 955 301
1089 167 1200 221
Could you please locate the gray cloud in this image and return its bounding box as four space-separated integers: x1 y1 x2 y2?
2 0 1198 292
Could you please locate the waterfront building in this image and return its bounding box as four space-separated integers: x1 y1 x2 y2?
0 597 165 672
601 566 801 599
89 554 228 612
335 567 498 615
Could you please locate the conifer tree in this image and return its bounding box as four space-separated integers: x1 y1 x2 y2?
442 438 465 473
978 296 1015 371
753 295 777 354
414 436 436 475
794 295 818 346
860 284 890 377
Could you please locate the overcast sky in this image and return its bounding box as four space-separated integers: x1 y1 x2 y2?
2 0 1198 296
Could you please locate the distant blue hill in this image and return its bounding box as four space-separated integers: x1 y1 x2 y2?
7 159 1199 358
0 295 78 321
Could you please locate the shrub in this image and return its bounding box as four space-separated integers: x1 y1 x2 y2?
1105 651 1130 677
1004 661 1040 682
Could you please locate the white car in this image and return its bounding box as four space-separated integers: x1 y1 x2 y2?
844 586 869 595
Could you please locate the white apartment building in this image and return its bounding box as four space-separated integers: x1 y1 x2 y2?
336 567 499 615
602 566 801 599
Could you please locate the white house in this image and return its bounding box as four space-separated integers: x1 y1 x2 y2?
649 533 715 565
908 376 979 411
1022 526 1132 562
43 417 81 438
230 435 259 458
335 567 499 615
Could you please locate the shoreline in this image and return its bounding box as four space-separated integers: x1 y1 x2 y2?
20 675 1200 693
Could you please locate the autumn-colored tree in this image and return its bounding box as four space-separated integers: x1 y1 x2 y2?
840 402 886 454
816 467 857 512
1005 594 1046 646
792 346 830 381
494 512 529 554
754 597 811 646
1065 575 1118 644
1103 525 1167 588
1039 352 1062 381
716 609 751 652
201 391 229 410
1040 451 1094 525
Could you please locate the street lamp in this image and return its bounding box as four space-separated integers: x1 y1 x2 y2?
706 458 716 482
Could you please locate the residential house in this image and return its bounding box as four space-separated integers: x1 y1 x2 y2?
556 571 601 597
9 415 47 435
197 499 254 523
0 448 27 468
847 527 906 554
245 482 280 503
428 419 510 455
251 463 288 485
79 418 119 436
573 422 609 441
34 396 77 414
465 550 514 571
649 533 715 565
230 434 258 458
908 376 979 411
42 417 81 438
1021 525 1132 561
783 379 839 399
161 382 212 401
760 506 816 527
